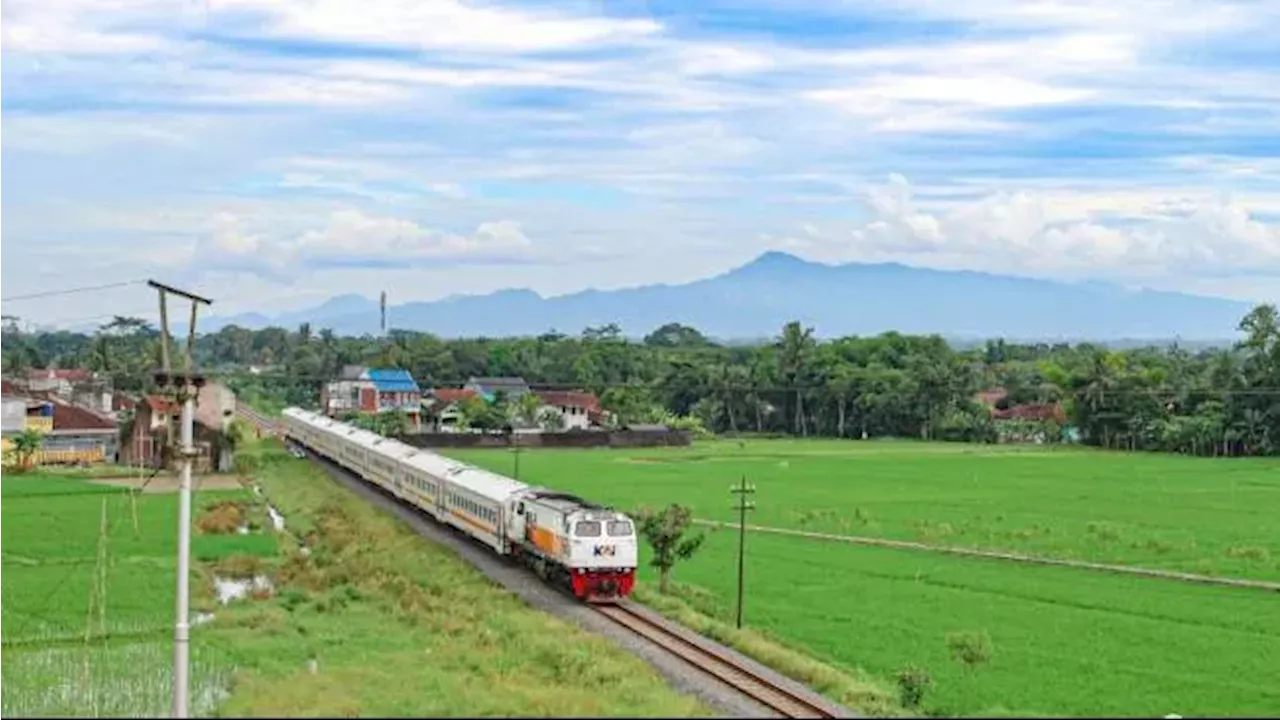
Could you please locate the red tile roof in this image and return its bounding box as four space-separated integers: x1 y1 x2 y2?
52 401 116 432
145 396 177 413
431 388 477 404
534 390 600 411
991 403 1066 422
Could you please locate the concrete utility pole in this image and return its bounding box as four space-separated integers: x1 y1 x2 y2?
149 279 212 720
730 475 756 629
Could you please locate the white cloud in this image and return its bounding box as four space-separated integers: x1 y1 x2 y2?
173 209 536 276
786 175 1280 281
1 113 214 154
208 0 660 53
0 0 185 54
3 0 1278 325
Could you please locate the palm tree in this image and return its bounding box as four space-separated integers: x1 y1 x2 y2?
826 363 858 439
8 428 45 470
509 392 544 429
777 321 816 436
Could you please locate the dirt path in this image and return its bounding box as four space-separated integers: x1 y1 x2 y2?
694 520 1280 593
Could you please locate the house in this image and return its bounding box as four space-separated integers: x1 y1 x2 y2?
464 377 532 402
22 369 118 416
990 403 1067 423
975 387 1066 424
422 384 608 432
369 369 422 415
532 390 606 431
320 366 422 430
37 396 120 464
422 388 478 432
2 381 56 433
975 387 1069 444
320 365 376 417
0 384 119 465
462 376 607 428
119 382 240 471
26 368 95 397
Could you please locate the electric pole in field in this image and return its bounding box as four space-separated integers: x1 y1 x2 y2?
730 475 756 629
513 433 522 480
149 280 212 720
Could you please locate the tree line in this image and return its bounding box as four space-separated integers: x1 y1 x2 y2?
3 304 1278 457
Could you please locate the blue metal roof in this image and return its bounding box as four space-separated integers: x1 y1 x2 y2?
367 368 420 393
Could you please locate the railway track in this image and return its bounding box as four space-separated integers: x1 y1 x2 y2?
235 402 278 437
593 601 843 719
255 406 853 718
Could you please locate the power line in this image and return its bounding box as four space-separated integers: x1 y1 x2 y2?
1 280 146 304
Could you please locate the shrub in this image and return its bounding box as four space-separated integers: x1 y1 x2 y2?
197 501 246 534
896 664 933 709
1226 545 1271 563
946 630 994 671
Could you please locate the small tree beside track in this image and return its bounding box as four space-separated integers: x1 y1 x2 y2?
633 503 706 593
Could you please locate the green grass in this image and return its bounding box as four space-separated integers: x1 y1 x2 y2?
441 439 1280 717
4 452 715 717
2 474 264 639
1 473 263 717
202 443 711 717
655 529 1280 717
445 439 1280 580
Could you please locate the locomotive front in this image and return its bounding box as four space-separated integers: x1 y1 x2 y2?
564 509 638 603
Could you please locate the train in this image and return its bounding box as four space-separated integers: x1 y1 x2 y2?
279 407 639 602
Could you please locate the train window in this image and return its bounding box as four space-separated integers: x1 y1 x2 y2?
607 520 634 537
574 521 602 537
516 502 525 516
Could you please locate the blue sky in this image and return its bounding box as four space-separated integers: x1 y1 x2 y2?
2 0 1279 327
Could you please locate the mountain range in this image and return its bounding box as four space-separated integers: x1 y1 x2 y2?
196 252 1259 342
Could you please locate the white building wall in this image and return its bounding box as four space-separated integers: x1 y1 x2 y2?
2 399 27 433
540 403 592 430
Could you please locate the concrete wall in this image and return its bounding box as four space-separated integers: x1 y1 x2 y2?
395 428 692 449
196 383 237 432
2 399 26 434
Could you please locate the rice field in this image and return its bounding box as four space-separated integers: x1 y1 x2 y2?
2 450 715 718
1 474 260 718
444 439 1280 716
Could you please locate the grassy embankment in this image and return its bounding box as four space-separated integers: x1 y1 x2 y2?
3 444 715 717
446 438 1280 717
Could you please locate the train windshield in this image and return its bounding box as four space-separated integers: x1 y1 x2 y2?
574 521 602 537
606 520 633 537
